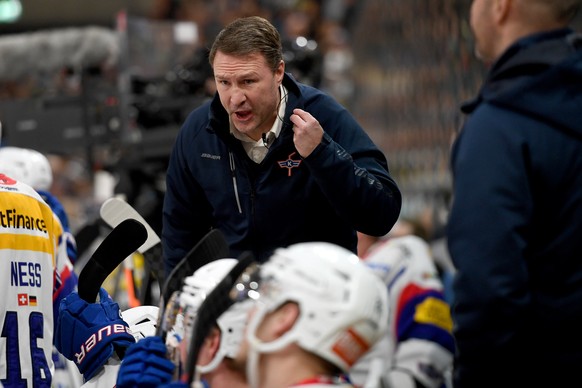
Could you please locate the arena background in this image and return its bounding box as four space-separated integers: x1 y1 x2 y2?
0 0 580 242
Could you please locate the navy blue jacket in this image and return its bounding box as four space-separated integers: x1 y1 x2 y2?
448 29 582 387
163 73 401 274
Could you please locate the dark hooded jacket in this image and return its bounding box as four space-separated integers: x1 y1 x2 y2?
448 28 582 387
163 73 401 274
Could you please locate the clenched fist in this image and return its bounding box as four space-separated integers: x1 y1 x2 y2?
290 108 324 157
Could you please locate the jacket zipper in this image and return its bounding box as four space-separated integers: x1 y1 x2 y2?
229 151 243 214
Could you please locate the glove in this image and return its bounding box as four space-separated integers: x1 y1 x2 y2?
55 288 136 381
116 336 175 388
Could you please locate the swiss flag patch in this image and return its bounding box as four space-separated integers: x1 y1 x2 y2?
18 294 28 306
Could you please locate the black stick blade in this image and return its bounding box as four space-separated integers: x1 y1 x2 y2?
78 218 148 302
156 228 230 338
161 229 229 306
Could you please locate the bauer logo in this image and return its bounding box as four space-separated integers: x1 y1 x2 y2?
201 153 221 160
75 324 131 364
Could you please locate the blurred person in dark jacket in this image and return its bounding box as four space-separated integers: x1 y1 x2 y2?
162 16 401 275
447 1 582 387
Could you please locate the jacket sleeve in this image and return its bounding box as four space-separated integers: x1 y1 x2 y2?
162 123 213 276
447 104 533 384
302 94 402 236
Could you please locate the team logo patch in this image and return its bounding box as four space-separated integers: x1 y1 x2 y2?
331 328 370 367
0 174 16 185
277 152 302 176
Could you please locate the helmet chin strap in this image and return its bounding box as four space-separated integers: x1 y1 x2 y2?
246 344 261 388
190 371 206 388
197 348 226 374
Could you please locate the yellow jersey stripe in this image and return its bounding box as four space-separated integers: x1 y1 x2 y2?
0 233 54 254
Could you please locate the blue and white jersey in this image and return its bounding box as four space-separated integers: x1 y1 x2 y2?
351 235 455 388
0 174 77 387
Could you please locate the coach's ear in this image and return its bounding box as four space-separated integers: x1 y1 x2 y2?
493 0 511 25
276 60 285 85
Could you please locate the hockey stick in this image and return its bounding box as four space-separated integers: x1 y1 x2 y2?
100 197 161 253
78 218 148 302
183 251 257 384
100 197 163 307
155 228 230 340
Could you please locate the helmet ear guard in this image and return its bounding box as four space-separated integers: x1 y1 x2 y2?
181 252 258 384
177 257 254 376
245 242 390 373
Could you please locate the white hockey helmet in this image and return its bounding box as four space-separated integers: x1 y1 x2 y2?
241 242 389 375
363 234 443 288
122 305 159 341
179 258 252 374
0 146 53 191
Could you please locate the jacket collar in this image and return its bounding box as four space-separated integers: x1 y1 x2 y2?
461 28 578 114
